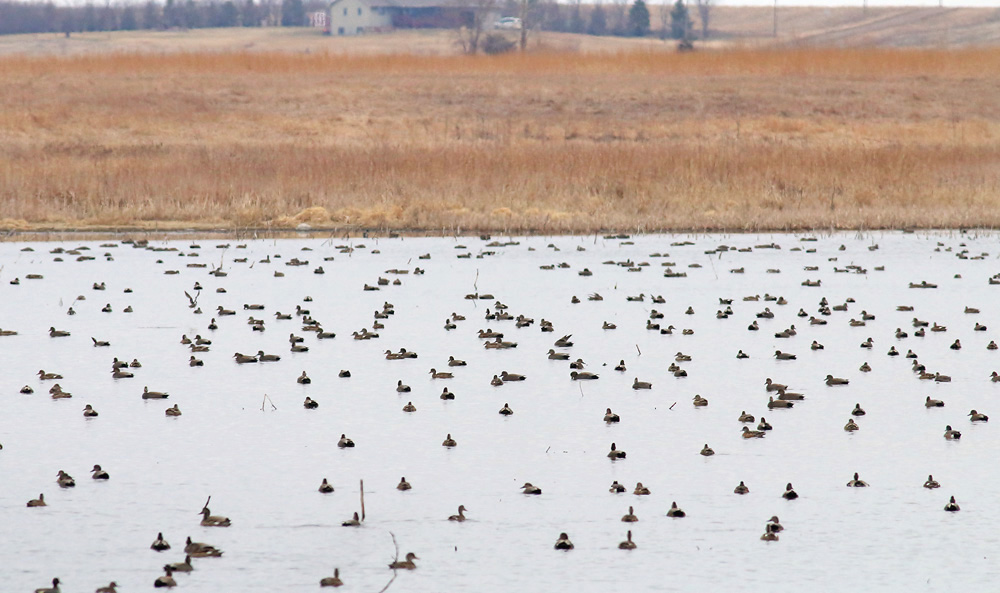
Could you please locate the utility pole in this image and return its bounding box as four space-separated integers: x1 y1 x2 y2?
772 0 777 37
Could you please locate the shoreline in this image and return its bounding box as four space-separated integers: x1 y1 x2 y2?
0 223 988 242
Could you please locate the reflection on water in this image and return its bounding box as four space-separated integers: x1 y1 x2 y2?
1 231 999 592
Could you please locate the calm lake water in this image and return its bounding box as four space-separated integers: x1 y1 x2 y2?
2 231 999 592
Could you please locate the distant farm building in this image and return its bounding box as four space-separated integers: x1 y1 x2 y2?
309 12 327 28
327 0 490 35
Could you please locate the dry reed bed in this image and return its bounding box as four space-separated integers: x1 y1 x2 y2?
1 48 999 232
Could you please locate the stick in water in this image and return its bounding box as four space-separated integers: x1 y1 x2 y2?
360 479 366 522
378 532 400 593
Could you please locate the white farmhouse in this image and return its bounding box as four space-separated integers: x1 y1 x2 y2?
327 0 480 35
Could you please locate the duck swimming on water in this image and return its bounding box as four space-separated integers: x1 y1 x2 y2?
448 505 468 521
846 472 868 487
782 483 798 499
151 533 170 551
388 552 419 569
142 387 169 399
154 567 176 588
554 533 574 550
184 537 223 557
521 482 542 494
34 578 60 593
618 530 637 550
200 507 231 527
666 502 686 517
320 568 343 587
165 556 193 573
57 470 75 488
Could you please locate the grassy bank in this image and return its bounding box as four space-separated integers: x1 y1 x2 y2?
2 46 999 232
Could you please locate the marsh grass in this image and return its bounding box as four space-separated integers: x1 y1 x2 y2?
1 47 999 232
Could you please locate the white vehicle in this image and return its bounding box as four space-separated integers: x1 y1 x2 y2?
495 17 522 30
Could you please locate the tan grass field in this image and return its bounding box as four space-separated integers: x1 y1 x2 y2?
1 26 999 232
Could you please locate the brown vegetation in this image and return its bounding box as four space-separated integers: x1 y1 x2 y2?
1 43 999 232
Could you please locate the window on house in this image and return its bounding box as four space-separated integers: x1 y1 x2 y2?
338 27 344 34
357 26 363 33
343 7 347 15
357 7 362 15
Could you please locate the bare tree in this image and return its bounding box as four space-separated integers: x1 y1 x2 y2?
607 0 626 34
657 0 669 39
517 0 540 51
455 0 497 54
694 0 710 39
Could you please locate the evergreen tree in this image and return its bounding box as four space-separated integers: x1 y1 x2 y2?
669 0 690 39
587 3 606 36
220 0 240 26
626 0 649 37
280 0 305 26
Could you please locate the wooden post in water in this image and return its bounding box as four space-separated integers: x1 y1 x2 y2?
360 479 366 522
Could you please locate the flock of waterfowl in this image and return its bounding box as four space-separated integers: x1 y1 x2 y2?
4 231 1000 591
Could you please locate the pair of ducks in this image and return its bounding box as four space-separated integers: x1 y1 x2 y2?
490 373 516 385
761 516 784 541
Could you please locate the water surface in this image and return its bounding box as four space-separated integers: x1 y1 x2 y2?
1 231 998 592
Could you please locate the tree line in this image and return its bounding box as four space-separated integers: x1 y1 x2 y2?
0 0 324 35
0 0 708 41
533 0 705 40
